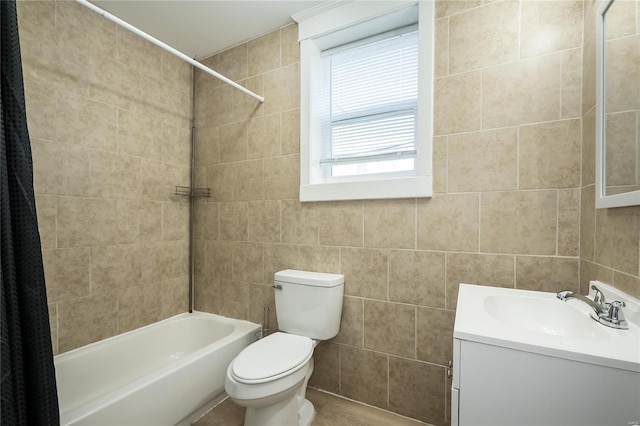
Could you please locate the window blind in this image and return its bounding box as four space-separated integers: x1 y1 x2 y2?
320 29 419 170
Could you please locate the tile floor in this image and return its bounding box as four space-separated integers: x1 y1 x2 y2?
193 388 427 426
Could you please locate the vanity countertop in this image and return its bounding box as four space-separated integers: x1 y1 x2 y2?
454 282 640 372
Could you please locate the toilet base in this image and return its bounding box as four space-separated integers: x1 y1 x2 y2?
299 399 315 426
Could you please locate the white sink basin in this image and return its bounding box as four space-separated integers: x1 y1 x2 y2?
483 295 610 340
454 283 640 372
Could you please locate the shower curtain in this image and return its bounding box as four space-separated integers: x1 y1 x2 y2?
1 0 60 424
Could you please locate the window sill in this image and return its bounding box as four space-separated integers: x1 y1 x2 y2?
300 176 432 202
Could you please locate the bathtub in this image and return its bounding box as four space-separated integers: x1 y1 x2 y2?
54 311 260 426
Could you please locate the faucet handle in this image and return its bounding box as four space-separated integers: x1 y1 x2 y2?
601 300 628 329
591 285 606 305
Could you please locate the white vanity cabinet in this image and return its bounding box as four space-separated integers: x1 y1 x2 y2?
451 338 640 426
451 282 640 426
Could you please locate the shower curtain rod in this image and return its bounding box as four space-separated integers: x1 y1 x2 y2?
74 0 265 103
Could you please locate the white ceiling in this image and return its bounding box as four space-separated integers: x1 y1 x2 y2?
91 0 324 59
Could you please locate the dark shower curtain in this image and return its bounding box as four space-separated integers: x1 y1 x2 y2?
1 0 60 424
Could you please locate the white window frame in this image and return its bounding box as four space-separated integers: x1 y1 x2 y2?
294 1 434 202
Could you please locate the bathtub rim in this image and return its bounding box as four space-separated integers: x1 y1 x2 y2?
55 311 260 425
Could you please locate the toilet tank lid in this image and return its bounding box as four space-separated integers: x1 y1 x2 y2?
275 269 344 287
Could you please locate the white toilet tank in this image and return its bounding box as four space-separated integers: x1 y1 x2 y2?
274 270 344 340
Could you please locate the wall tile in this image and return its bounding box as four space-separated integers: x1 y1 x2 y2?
35 195 56 249
232 76 264 120
195 125 219 167
220 121 248 163
417 194 479 252
281 24 300 66
434 71 481 135
248 200 280 243
309 343 340 394
447 127 518 192
263 243 298 284
298 245 339 274
161 277 189 318
24 80 57 141
446 253 515 309
582 33 596 114
235 159 264 201
55 92 117 151
580 185 596 262
48 303 58 355
162 123 191 166
516 256 579 293
116 200 162 244
434 17 449 78
389 357 446 425
281 200 318 245
233 242 264 284
364 199 415 249
116 26 162 77
605 0 636 40
42 248 90 302
389 250 446 307
207 163 235 202
194 276 218 313
520 1 583 58
435 0 482 19
206 240 233 280
141 159 185 202
480 190 558 255
580 260 614 295
194 201 218 241
248 114 280 159
118 110 163 160
416 307 455 366
340 248 388 300
562 48 583 118
519 119 582 189
449 1 519 73
217 43 248 82
57 197 117 247
264 63 299 114
89 150 141 199
582 106 596 186
482 54 561 128
249 31 281 76
596 206 640 275
318 201 363 247
264 154 299 200
58 294 117 353
117 284 162 333
614 272 640 299
32 140 90 196
141 241 185 284
364 299 415 358
340 346 388 409
162 202 189 241
219 202 248 241
281 109 300 155
433 136 448 193
90 244 142 294
335 296 363 347
558 188 580 257
217 280 249 320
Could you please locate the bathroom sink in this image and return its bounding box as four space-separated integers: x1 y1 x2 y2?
483 294 610 340
454 283 640 372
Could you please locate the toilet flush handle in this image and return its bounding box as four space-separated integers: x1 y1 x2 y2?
272 284 283 290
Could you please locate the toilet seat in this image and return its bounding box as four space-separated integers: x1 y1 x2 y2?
231 332 313 384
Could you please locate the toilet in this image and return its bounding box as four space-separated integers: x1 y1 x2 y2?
224 269 344 426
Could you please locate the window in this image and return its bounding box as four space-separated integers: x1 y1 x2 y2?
295 1 434 202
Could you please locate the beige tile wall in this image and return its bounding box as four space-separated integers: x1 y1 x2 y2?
580 0 640 299
193 2 593 424
19 0 192 354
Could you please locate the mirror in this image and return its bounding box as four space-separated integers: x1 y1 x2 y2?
596 0 640 208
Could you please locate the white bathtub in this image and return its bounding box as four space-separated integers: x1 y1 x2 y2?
54 311 260 426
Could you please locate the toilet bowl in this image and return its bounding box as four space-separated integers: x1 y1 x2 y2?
225 332 316 426
224 269 344 426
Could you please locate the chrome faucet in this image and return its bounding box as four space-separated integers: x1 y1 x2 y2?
556 285 628 330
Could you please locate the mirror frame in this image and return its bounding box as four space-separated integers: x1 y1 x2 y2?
595 0 640 208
